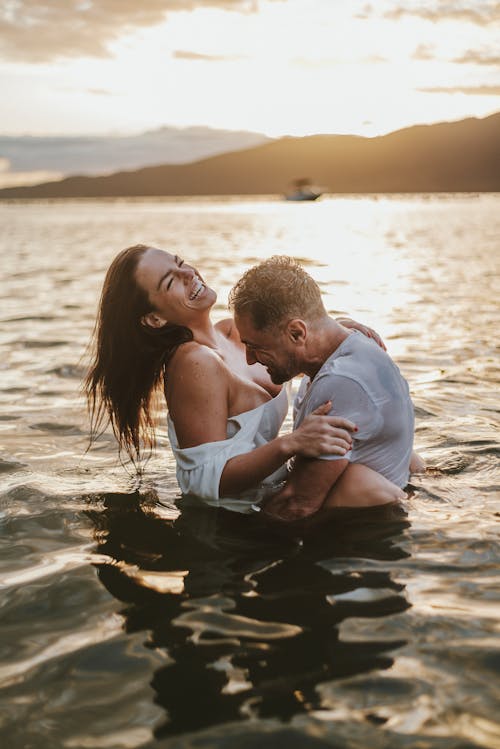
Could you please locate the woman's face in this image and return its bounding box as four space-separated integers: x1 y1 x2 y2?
135 248 217 326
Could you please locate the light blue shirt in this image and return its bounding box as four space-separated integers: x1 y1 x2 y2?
294 332 414 488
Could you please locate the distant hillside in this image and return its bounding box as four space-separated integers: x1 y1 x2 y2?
1 113 499 198
0 126 270 188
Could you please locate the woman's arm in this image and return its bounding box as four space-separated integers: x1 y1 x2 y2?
410 450 426 473
220 403 355 497
167 348 355 498
336 318 387 351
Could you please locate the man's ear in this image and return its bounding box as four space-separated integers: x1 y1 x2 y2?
286 319 307 343
141 312 167 329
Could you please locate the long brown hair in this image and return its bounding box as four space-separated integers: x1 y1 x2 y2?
84 244 193 464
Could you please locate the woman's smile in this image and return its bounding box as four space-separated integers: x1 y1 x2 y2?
188 277 206 301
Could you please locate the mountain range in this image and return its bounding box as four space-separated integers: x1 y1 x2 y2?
1 112 499 198
0 126 270 187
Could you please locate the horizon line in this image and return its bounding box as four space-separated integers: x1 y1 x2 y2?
1 109 499 141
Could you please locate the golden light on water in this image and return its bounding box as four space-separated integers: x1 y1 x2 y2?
289 198 416 321
1 193 499 746
202 196 418 343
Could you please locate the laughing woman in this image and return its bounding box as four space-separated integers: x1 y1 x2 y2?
85 245 406 516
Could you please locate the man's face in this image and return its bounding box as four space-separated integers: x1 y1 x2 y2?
235 312 302 384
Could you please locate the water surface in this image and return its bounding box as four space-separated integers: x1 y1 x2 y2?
0 195 499 748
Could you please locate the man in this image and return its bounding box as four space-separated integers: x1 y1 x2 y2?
229 255 419 521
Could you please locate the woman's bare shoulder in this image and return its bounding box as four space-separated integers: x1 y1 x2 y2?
169 340 224 374
166 342 229 420
215 317 239 340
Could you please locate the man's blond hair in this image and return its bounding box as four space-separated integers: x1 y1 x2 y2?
229 255 326 330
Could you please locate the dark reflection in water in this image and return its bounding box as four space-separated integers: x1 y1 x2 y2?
0 196 498 747
87 493 411 739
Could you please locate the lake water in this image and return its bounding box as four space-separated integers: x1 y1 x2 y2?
0 195 499 749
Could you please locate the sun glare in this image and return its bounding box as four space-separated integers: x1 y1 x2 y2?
1 0 499 137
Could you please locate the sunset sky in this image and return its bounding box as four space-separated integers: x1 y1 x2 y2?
1 0 500 138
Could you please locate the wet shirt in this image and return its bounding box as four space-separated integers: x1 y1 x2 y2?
294 332 414 487
167 384 290 513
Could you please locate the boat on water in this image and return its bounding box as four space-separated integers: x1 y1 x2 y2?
284 177 322 201
285 189 322 201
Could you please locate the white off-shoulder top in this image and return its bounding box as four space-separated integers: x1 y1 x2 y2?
167 384 290 513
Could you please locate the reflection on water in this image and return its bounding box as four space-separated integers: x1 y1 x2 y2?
0 195 499 748
88 493 410 739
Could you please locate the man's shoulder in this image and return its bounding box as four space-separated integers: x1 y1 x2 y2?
316 334 364 376
323 332 390 375
305 336 379 407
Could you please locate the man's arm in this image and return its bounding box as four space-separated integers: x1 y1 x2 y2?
263 373 379 521
220 407 353 498
261 456 349 521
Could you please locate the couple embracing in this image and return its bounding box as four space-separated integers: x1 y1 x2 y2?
86 246 422 522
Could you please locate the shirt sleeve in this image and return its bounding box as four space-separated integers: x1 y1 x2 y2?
168 407 270 501
171 436 257 500
303 373 383 461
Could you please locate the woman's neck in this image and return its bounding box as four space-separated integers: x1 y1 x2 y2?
190 314 222 350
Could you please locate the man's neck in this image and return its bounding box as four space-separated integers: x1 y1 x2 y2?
301 317 351 379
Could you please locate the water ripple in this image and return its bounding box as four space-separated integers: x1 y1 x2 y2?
0 195 498 747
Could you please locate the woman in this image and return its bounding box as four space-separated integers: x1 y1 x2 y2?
86 244 406 515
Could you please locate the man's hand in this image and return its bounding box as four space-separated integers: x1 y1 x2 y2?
262 496 319 522
261 457 349 522
336 318 386 351
261 483 323 522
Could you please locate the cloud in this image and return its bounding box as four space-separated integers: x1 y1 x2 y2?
0 0 265 63
173 50 243 61
419 84 500 94
354 3 374 20
412 44 500 66
453 50 500 66
384 1 500 26
412 43 436 60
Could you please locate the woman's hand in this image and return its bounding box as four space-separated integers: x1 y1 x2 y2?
337 318 386 351
286 401 356 458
